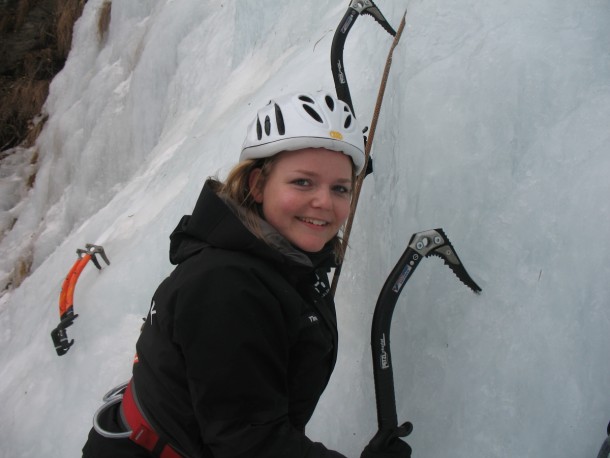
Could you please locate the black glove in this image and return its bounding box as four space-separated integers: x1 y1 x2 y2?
360 438 411 458
360 422 413 458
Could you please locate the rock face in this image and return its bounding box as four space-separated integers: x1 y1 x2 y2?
0 0 86 150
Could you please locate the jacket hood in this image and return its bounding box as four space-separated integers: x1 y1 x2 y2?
169 180 337 271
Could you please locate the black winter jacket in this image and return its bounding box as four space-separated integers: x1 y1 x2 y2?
132 180 347 458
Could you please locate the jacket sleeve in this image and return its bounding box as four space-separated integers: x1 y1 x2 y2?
173 262 347 458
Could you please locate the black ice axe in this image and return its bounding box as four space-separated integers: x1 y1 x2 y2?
329 0 405 298
365 228 481 451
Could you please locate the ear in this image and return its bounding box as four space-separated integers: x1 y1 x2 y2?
248 168 264 203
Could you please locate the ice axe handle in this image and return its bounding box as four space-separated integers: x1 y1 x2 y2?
50 313 78 356
368 422 413 449
362 423 413 458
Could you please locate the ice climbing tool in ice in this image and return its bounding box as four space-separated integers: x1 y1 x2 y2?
331 0 397 114
365 229 481 452
51 243 110 356
329 1 408 297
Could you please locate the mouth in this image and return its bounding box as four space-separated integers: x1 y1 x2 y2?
298 216 329 227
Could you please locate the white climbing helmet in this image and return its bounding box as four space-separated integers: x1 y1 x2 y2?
240 91 365 173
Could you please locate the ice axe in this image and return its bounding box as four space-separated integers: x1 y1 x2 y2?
329 1 407 298
51 244 110 356
365 229 481 452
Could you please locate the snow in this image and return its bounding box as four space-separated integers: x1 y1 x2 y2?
1 0 609 457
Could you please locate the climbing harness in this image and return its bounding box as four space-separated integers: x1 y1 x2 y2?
93 379 185 458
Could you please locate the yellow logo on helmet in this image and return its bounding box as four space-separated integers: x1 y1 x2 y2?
329 130 343 140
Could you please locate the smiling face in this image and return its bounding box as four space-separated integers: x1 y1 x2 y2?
249 148 354 253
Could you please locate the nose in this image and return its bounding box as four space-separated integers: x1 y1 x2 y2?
311 187 333 210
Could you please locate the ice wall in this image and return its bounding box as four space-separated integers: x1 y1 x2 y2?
0 1 609 457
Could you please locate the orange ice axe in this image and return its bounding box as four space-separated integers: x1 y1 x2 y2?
51 244 110 356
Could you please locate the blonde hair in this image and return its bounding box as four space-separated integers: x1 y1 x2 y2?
212 157 351 262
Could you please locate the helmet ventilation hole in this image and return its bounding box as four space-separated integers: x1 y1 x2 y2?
298 95 314 104
274 103 285 135
256 118 263 140
325 95 335 111
264 115 271 135
344 115 352 129
302 104 323 123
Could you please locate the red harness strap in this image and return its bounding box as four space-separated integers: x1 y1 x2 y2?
121 380 183 458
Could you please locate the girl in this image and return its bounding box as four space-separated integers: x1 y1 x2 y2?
83 91 410 458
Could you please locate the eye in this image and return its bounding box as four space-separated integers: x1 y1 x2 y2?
332 184 352 195
291 178 311 187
